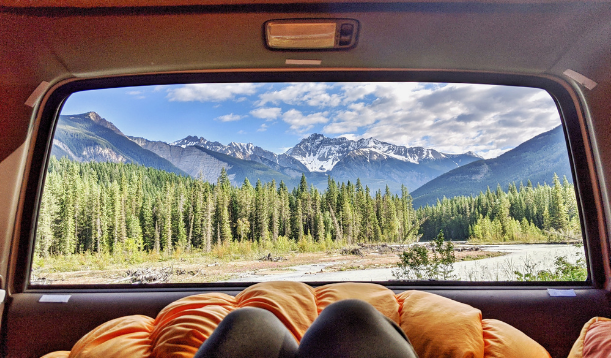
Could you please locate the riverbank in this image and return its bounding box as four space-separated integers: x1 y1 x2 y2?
224 243 584 282
30 242 501 285
31 242 584 285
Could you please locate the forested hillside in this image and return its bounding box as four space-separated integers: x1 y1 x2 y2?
52 112 186 176
35 157 580 258
418 177 580 242
35 156 420 257
411 126 572 207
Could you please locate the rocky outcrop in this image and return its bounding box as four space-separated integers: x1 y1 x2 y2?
133 139 234 183
52 139 127 163
286 133 482 173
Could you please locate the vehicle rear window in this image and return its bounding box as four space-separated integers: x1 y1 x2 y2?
30 82 587 285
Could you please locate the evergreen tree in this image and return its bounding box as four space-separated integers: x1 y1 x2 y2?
254 179 269 241
278 181 291 237
550 173 569 230
292 198 304 241
34 157 581 258
163 183 173 254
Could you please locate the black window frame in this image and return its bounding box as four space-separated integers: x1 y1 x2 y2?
16 70 606 293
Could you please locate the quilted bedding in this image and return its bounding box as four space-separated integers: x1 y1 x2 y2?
41 281 551 358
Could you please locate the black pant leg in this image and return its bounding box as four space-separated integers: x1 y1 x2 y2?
194 307 298 358
297 299 419 358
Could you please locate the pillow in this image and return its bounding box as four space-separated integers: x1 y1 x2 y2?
41 282 551 358
568 317 611 358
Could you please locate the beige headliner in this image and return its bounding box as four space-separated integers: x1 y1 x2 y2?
0 1 608 157
3 0 611 7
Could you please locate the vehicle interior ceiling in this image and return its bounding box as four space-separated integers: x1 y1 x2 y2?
1 0 611 357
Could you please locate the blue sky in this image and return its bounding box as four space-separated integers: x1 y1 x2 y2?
61 82 561 158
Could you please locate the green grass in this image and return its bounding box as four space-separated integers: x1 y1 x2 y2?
32 234 348 275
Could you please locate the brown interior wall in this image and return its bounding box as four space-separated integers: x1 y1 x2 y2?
2 0 598 7
585 79 611 288
1 3 611 358
0 87 32 163
5 289 610 358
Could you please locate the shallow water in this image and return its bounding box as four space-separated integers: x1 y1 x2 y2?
224 244 585 282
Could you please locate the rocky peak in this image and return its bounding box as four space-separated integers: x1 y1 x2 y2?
305 133 325 142
171 136 207 147
84 111 124 136
183 135 201 143
464 151 484 159
284 132 482 172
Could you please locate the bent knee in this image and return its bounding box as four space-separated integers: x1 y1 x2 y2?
225 307 277 322
320 299 380 322
218 307 282 330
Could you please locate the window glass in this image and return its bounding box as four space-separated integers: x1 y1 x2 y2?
31 82 586 285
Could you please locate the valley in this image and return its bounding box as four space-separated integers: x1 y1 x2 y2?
52 112 487 194
31 242 504 285
31 242 582 285
52 112 572 200
35 110 583 285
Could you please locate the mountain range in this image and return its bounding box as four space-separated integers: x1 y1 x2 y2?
51 112 187 176
410 125 572 208
51 112 572 202
159 132 484 192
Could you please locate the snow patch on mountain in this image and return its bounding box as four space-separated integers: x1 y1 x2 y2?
166 133 481 175
286 133 480 172
169 136 309 174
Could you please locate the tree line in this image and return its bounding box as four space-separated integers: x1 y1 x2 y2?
35 157 580 257
35 156 420 257
418 174 580 242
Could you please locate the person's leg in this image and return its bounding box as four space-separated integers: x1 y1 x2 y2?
297 299 418 358
194 307 298 358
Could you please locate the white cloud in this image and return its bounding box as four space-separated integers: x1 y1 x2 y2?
321 83 560 158
339 83 394 104
250 107 281 120
323 102 382 133
215 113 245 122
257 123 268 132
282 109 329 132
127 90 145 99
167 83 259 102
163 82 560 159
257 83 342 108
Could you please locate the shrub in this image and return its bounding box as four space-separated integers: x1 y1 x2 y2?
514 252 587 281
394 231 456 280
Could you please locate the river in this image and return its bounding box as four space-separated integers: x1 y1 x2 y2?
225 244 584 282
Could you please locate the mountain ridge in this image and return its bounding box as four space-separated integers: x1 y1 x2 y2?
51 112 187 176
167 131 483 192
52 112 566 197
284 133 483 173
410 125 572 208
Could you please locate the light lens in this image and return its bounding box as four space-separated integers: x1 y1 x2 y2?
266 22 337 49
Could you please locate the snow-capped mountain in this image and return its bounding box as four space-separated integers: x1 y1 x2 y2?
50 112 569 196
172 136 273 162
286 133 482 173
170 135 308 175
166 132 483 191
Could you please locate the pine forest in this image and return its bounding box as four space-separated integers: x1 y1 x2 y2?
35 156 581 258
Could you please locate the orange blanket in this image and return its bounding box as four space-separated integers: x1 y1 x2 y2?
41 282 550 358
